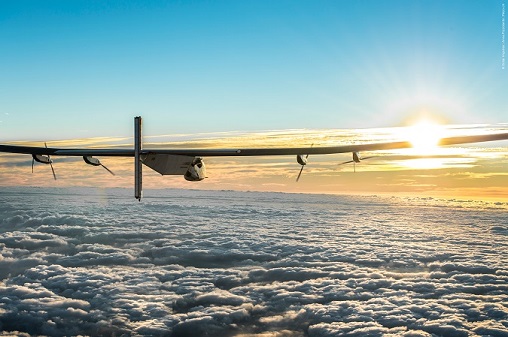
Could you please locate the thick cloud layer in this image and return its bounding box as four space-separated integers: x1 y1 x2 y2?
0 187 507 336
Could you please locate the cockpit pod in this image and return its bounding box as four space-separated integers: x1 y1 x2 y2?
184 157 205 181
141 153 206 181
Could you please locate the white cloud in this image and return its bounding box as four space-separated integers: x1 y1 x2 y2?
0 188 507 336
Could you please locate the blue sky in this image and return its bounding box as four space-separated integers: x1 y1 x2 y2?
0 0 506 140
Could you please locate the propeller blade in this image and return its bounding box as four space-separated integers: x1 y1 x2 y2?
45 143 56 180
338 160 357 172
101 164 115 176
296 165 305 182
296 144 313 182
339 155 375 165
307 144 314 159
32 158 34 173
49 162 57 180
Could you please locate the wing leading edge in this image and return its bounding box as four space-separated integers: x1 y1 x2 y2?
1 116 508 200
3 134 508 157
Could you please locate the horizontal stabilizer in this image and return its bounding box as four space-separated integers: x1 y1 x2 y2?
141 153 194 175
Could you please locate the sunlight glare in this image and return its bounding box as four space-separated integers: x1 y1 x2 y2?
405 119 445 154
393 118 451 170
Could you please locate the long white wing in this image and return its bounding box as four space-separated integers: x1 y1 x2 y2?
1 132 508 157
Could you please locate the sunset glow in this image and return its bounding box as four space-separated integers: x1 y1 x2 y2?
1 124 507 201
406 120 444 153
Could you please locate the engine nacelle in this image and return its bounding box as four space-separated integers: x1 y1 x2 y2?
83 156 101 166
353 152 361 163
184 157 206 181
296 154 308 166
32 154 52 164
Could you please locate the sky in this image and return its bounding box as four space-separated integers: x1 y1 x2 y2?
0 0 507 199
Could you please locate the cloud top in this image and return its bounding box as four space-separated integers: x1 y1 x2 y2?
0 188 507 336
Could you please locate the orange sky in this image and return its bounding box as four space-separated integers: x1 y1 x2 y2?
1 124 507 201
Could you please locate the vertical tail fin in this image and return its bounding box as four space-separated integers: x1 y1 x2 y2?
134 116 142 201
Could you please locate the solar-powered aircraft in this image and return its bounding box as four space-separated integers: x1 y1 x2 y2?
1 116 507 201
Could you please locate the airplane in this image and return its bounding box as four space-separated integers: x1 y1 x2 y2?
1 116 508 201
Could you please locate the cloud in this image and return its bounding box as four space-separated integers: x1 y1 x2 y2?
0 188 507 336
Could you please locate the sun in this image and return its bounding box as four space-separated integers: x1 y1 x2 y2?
403 119 445 155
391 118 455 170
391 118 449 169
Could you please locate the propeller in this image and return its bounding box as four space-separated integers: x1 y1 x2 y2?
296 144 313 182
45 143 57 180
31 143 56 180
296 157 308 182
101 164 115 176
83 156 115 175
339 152 375 173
